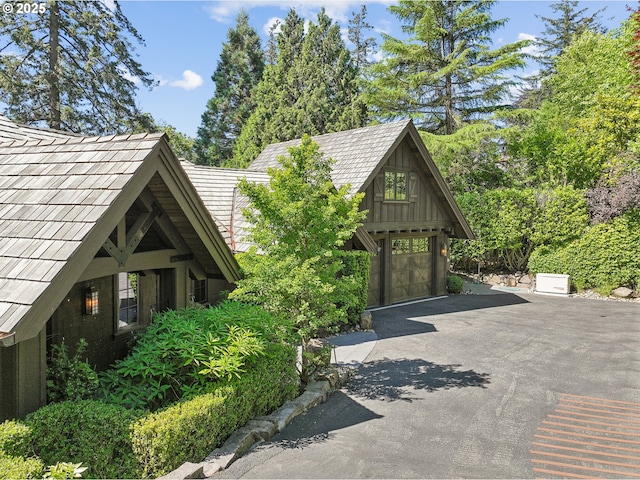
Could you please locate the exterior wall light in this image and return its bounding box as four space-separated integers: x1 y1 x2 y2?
440 241 448 257
84 285 99 315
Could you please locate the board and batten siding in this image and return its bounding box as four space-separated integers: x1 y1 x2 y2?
361 139 451 231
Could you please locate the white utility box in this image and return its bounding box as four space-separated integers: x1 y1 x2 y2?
535 273 570 296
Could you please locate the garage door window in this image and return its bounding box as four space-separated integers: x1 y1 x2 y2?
392 237 431 255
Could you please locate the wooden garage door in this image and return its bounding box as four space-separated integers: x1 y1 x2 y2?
390 236 432 304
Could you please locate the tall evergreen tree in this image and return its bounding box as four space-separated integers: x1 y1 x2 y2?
535 0 605 77
348 5 377 71
0 0 154 134
366 0 529 135
194 11 264 166
229 8 366 168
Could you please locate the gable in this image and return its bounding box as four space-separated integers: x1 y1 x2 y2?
0 133 239 345
249 120 473 240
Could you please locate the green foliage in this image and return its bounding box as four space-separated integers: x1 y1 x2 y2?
100 303 286 411
230 136 367 343
452 186 588 271
528 211 640 294
195 10 264 166
339 250 371 325
446 275 465 294
47 339 99 404
44 462 87 479
131 343 298 478
0 453 43 479
0 420 33 457
229 8 365 168
366 0 529 134
508 24 638 189
25 400 143 479
0 0 154 134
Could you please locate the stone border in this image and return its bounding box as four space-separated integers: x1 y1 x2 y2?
158 366 354 480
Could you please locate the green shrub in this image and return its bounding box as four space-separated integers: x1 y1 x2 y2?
47 339 99 403
100 302 290 410
0 420 33 457
25 400 143 479
529 211 640 294
446 275 464 294
131 342 298 478
0 453 43 479
339 250 371 325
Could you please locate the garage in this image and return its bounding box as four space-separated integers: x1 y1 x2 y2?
368 234 437 306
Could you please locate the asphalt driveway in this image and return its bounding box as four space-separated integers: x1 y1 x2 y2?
216 292 640 478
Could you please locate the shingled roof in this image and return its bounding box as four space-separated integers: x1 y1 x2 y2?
249 120 412 197
0 132 239 344
181 163 270 253
0 115 78 143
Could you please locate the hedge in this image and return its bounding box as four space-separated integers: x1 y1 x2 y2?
529 211 640 294
25 400 143 480
131 342 298 478
339 250 371 325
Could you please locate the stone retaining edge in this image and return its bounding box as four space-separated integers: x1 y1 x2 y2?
157 365 354 480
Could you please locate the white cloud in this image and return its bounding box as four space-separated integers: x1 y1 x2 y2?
263 16 284 36
122 71 141 85
519 33 539 56
206 1 394 25
170 70 203 91
155 74 169 87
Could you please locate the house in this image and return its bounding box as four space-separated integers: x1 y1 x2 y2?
0 118 240 420
184 119 473 307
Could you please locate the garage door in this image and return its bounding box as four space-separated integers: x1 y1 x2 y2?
390 236 432 303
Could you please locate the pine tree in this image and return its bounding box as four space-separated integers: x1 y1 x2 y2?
228 8 366 168
194 11 264 166
0 0 154 134
348 5 377 71
366 0 529 135
535 0 605 77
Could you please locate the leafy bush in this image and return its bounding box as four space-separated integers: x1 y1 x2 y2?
586 171 640 224
446 275 464 294
529 211 640 294
131 342 298 478
0 420 33 457
100 302 290 410
0 453 43 479
25 400 143 479
47 339 99 403
44 462 87 479
452 186 588 272
339 250 371 326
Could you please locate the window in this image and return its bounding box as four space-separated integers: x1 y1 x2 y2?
384 171 407 201
392 238 410 255
392 237 431 255
118 272 138 329
190 275 207 305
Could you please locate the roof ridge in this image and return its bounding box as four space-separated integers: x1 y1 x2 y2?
0 131 165 149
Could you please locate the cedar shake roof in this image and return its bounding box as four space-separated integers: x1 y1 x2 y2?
181 163 270 253
0 115 79 143
249 120 412 197
0 130 239 343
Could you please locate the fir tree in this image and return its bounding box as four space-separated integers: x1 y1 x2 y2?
0 0 154 134
229 8 366 168
348 5 377 71
365 0 529 135
535 0 605 77
194 10 264 166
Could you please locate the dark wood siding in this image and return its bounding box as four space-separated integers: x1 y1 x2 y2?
361 140 452 232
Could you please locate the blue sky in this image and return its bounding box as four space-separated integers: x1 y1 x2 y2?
119 1 634 138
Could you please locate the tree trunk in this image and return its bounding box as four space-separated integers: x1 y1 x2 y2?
48 0 61 130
